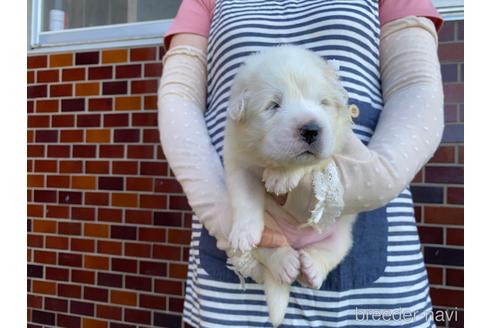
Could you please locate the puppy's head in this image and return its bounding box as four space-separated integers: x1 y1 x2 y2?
227 45 352 167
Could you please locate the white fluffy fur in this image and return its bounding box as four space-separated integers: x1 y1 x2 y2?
224 45 357 327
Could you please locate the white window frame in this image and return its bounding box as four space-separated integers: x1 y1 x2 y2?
29 0 173 53
29 0 464 54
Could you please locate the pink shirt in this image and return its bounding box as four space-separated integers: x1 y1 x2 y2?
164 0 443 49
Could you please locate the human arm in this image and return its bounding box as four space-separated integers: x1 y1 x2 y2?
289 15 444 216
158 33 287 250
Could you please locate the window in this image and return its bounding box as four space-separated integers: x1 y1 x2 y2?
28 0 464 52
29 0 180 51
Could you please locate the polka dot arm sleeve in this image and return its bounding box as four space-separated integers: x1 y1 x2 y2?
333 16 444 214
158 46 291 250
158 46 232 250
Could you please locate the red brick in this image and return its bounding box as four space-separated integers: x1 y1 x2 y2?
154 279 183 295
97 240 122 255
28 55 47 69
104 113 129 127
60 130 84 143
125 209 153 225
96 304 121 321
127 145 154 159
116 64 142 78
99 145 125 158
27 175 44 188
139 294 166 310
59 160 83 173
50 83 73 97
169 263 188 279
34 250 57 264
62 68 85 81
152 245 181 260
71 207 96 221
430 288 463 307
73 145 97 158
46 205 69 219
84 255 109 270
52 114 75 127
111 225 137 240
75 51 99 65
140 194 167 209
28 85 47 98
111 290 137 306
82 318 106 328
417 226 443 245
168 228 192 245
45 297 68 312
46 235 70 249
61 98 85 112
443 83 464 104
77 114 101 127
72 269 95 284
169 195 191 210
47 145 71 158
447 227 464 246
49 53 73 67
35 130 58 143
102 49 128 64
144 62 163 77
138 227 166 242
125 242 151 258
28 234 43 248
57 283 82 298
28 100 34 113
111 258 137 273
47 175 70 188
132 112 157 126
32 280 56 295
438 42 463 62
28 145 45 157
58 191 82 204
144 95 157 109
37 69 59 83
131 79 158 94
33 190 57 203
27 203 44 216
27 70 35 84
59 252 83 267
140 162 167 176
425 166 463 184
46 267 69 281
447 187 463 204
85 192 109 206
143 128 160 142
424 206 463 225
36 100 59 113
114 129 140 142
112 161 138 175
83 286 108 302
426 266 443 285
130 47 156 61
86 161 110 174
28 115 50 128
88 66 113 80
98 208 122 222
84 223 109 238
88 97 113 111
124 308 151 325
446 268 464 287
429 146 455 163
58 222 81 236
103 81 127 95
70 300 94 316
33 219 57 233
127 177 153 191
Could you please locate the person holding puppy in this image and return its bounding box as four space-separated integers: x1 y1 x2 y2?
158 0 444 327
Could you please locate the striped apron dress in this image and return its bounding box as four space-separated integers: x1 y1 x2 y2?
183 0 436 327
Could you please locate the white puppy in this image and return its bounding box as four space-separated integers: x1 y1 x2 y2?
224 45 357 327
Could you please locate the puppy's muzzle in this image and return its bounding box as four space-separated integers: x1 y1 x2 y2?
300 122 321 145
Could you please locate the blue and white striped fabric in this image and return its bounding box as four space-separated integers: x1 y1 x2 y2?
183 0 436 327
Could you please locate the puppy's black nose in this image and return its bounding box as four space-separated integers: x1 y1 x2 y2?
300 122 320 145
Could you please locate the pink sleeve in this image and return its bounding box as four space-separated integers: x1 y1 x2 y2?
163 0 215 50
379 0 443 31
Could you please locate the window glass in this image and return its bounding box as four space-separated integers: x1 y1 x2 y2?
42 0 180 32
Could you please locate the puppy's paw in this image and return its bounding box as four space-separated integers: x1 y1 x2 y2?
257 246 300 284
228 220 263 252
298 249 326 289
263 168 304 195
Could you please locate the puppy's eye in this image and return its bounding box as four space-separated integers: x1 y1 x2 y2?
320 99 332 107
267 101 281 111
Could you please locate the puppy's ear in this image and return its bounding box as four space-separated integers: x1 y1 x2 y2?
228 90 248 122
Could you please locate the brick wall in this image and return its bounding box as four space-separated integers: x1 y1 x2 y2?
27 20 464 328
411 20 464 328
